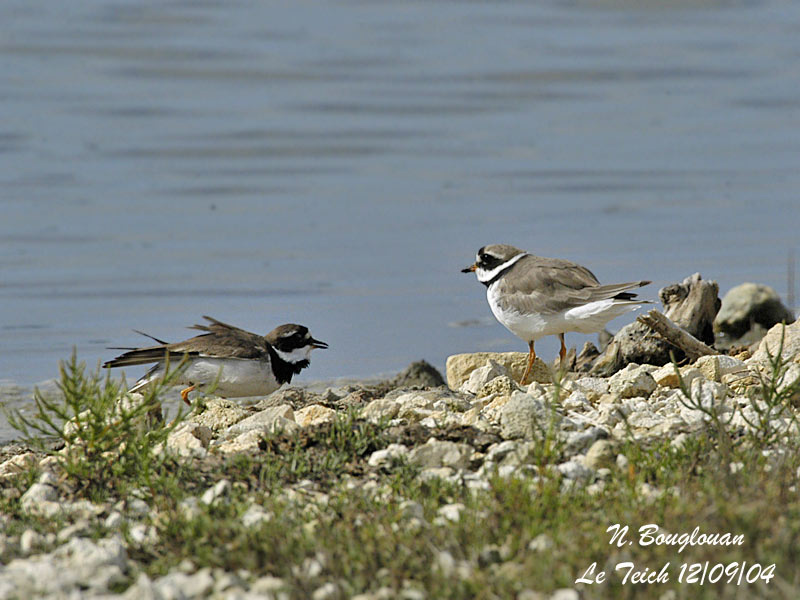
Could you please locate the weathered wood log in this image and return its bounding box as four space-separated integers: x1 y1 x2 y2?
636 309 716 360
590 273 721 375
659 273 720 346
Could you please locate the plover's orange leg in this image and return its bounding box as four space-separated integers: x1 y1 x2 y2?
180 385 195 405
558 333 567 362
521 341 536 384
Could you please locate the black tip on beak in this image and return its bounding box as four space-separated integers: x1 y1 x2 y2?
311 338 328 350
461 264 477 273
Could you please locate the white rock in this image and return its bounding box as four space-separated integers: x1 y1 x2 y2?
688 379 728 411
419 467 456 481
460 360 508 395
730 462 745 474
432 393 473 412
471 375 518 403
435 550 457 576
526 381 550 398
419 411 463 429
216 428 275 454
562 390 590 411
295 404 337 427
312 582 341 600
361 398 400 422
399 500 425 521
574 377 610 401
179 497 201 519
593 402 623 428
154 569 215 599
201 479 232 505
408 438 472 470
129 523 157 545
38 469 58 485
496 442 537 467
212 569 247 595
20 482 58 511
400 588 427 600
638 482 662 501
777 363 800 399
104 511 125 530
123 573 157 600
0 537 128 597
223 405 295 437
527 533 553 552
19 529 44 556
0 452 37 478
436 503 465 523
748 320 800 366
56 521 91 544
499 391 554 440
446 352 532 389
670 433 689 450
250 575 290 596
484 440 520 463
651 365 703 389
557 459 594 481
242 504 272 528
694 355 748 382
38 455 61 471
608 364 657 398
191 398 250 431
167 422 212 458
126 497 150 518
627 412 666 432
396 393 438 421
367 443 409 467
563 427 608 455
583 440 616 470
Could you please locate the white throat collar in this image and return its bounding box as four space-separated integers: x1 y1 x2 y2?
274 346 313 364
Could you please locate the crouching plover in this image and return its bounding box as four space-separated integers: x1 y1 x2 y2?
462 244 649 383
103 316 327 403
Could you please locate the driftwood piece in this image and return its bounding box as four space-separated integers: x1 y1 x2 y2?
636 309 716 360
659 273 720 346
590 273 721 375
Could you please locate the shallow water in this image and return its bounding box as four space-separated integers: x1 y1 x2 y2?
1 0 799 441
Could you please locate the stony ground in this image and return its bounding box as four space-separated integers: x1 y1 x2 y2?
1 320 800 599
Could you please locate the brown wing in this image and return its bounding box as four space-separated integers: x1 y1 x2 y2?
103 316 269 368
495 254 650 315
179 316 269 359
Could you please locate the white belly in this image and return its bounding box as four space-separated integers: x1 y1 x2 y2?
183 358 281 397
487 284 640 342
135 357 281 398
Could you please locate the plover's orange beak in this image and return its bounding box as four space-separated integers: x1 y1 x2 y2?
461 264 477 273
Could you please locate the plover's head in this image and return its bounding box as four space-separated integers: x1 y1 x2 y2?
462 244 527 285
266 324 328 365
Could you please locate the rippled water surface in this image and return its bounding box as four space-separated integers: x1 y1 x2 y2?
1 0 799 439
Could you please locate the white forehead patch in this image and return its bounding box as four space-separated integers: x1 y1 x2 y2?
476 252 527 283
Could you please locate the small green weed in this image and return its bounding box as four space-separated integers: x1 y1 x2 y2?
5 351 187 500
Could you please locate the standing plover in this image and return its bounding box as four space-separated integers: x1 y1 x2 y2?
104 316 327 403
462 244 649 382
